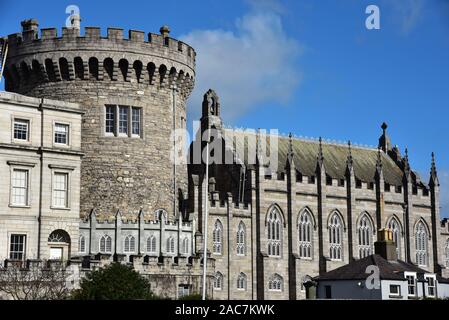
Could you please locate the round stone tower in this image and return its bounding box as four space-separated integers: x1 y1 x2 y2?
3 19 196 219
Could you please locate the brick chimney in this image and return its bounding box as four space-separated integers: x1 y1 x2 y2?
374 228 398 261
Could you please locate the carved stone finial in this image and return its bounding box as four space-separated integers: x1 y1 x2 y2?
160 25 170 37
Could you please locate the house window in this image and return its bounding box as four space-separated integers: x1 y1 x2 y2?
52 172 68 208
147 235 157 254
388 218 401 259
236 221 245 256
268 274 283 292
406 274 416 296
105 105 116 134
426 276 436 297
99 235 112 253
389 284 401 297
14 119 29 141
267 207 282 257
105 105 142 137
79 235 86 254
213 220 223 255
237 273 247 290
178 285 190 299
298 210 312 259
166 236 175 254
124 235 136 253
11 169 29 206
415 221 428 267
9 234 26 260
358 214 373 258
329 213 343 261
119 106 128 135
54 123 69 145
131 107 141 136
214 272 223 290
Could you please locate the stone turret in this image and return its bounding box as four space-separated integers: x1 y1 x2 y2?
2 19 196 219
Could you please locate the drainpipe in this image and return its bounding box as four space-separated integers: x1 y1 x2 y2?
37 98 44 259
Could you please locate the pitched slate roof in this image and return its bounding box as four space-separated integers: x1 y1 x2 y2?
314 254 449 283
224 129 404 186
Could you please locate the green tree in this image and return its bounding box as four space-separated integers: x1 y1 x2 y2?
71 263 155 300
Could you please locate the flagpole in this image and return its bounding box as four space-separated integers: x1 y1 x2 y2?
202 131 210 300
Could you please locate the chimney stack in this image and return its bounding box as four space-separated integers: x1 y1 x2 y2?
374 228 398 261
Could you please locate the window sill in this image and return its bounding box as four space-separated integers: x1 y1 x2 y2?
53 143 70 148
50 206 71 211
9 204 31 209
389 295 403 299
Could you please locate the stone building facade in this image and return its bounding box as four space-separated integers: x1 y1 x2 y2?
1 19 448 300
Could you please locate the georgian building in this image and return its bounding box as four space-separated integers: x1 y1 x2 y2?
0 19 448 300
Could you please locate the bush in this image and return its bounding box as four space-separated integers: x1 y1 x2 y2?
71 263 156 300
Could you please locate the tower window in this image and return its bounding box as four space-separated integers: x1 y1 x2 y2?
105 105 142 138
54 123 69 145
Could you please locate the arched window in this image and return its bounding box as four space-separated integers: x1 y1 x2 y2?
88 57 99 80
267 207 282 257
45 59 56 81
415 221 428 267
329 213 343 261
133 60 143 83
79 235 86 253
124 235 136 253
214 272 223 290
236 221 246 256
358 213 373 258
298 210 312 258
166 236 175 254
182 237 189 255
103 58 114 80
445 239 449 267
147 235 157 254
119 59 128 81
237 273 247 290
74 57 84 80
213 220 223 254
99 235 112 253
59 58 70 80
387 217 401 259
268 274 283 291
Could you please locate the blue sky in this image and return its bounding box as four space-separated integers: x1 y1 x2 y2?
1 0 448 216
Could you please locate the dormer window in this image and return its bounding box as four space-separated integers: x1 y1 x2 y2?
405 272 417 297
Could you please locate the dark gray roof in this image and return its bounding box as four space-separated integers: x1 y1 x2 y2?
225 130 404 186
315 254 449 283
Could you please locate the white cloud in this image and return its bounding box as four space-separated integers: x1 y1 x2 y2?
389 0 424 34
180 3 301 122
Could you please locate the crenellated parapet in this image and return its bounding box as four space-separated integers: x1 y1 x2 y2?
3 21 195 98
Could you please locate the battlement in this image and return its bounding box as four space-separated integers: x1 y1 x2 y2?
208 192 251 216
3 20 195 98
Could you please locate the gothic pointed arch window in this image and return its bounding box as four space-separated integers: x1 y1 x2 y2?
387 217 402 259
358 213 373 258
182 237 189 255
236 221 246 256
267 207 282 257
214 272 223 290
99 234 112 253
415 221 428 267
268 274 283 291
213 219 223 255
237 273 247 290
147 235 157 254
298 209 312 259
166 236 175 254
79 235 86 254
124 235 136 253
329 213 343 261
